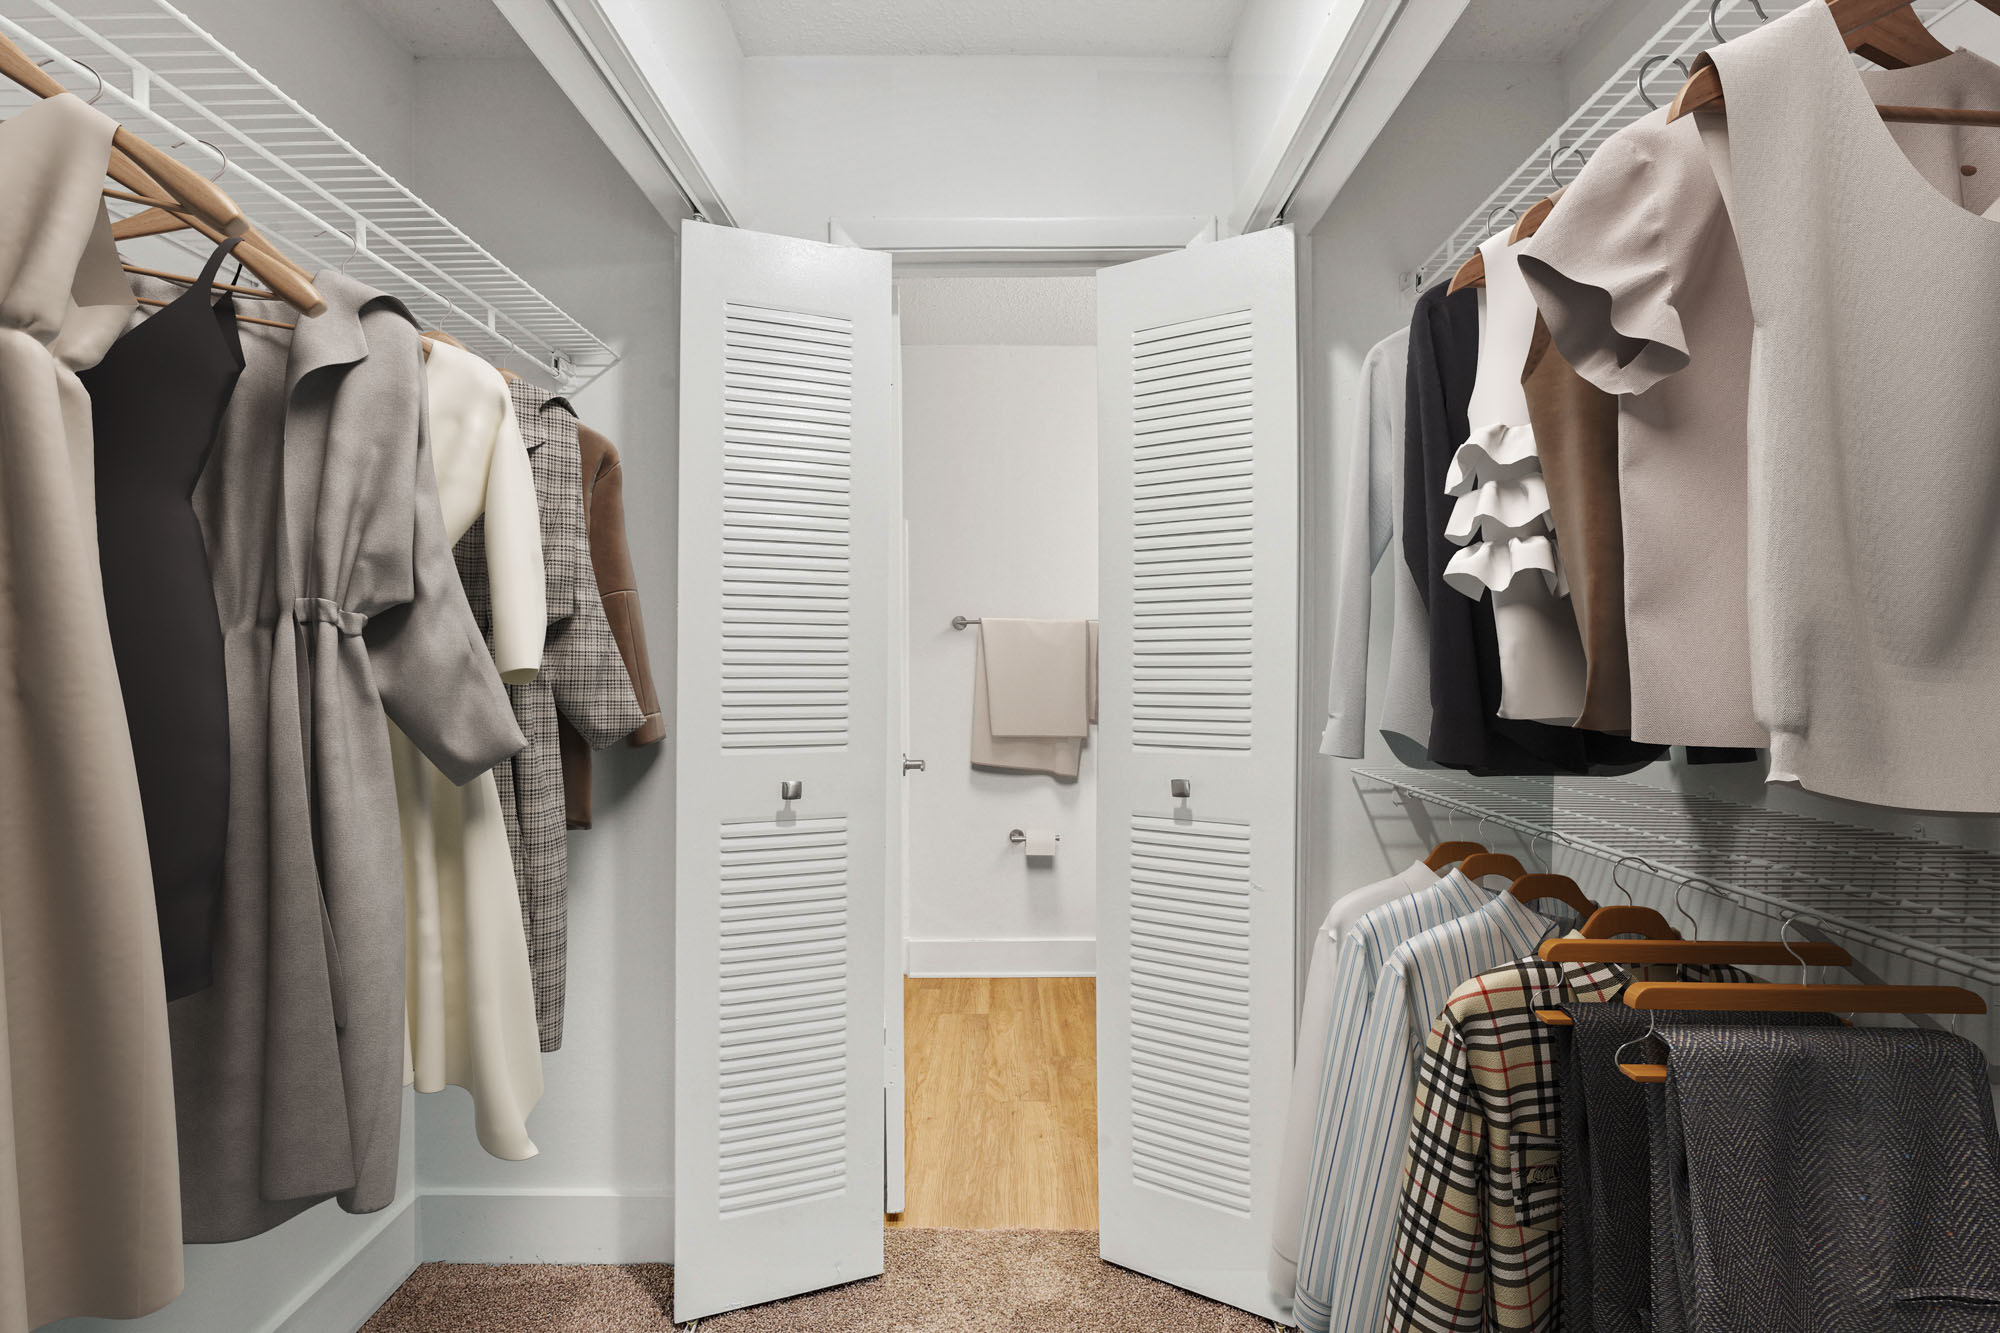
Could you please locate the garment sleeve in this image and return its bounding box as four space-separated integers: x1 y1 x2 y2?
1381 1017 1489 1333
1323 333 1406 758
370 339 528 786
1399 296 1442 605
1291 932 1385 1321
545 531 646 751
585 442 665 746
1518 109 1725 396
484 389 546 684
1324 960 1424 1333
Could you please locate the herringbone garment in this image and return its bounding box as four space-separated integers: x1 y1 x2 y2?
456 384 644 1050
1656 1025 2000 1333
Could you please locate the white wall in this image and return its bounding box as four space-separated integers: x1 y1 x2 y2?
588 0 749 209
1229 0 1340 198
738 55 1236 242
901 343 1100 977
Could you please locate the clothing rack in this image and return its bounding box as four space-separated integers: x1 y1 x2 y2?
1410 0 1971 293
0 0 618 391
1351 768 2000 989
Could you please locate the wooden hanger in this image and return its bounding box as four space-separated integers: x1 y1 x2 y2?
1424 840 1487 871
1508 187 1565 243
124 261 296 331
1578 904 1679 939
1457 851 1527 882
1609 980 1986 1081
1508 872 1597 917
1541 936 1854 969
1448 250 1485 294
1669 0 2000 126
0 33 247 237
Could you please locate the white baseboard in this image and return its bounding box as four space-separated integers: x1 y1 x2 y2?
267 1196 418 1333
906 936 1096 978
418 1189 673 1263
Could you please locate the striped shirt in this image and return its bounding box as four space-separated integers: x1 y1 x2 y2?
1291 870 1495 1331
1300 890 1561 1333
1272 859 1444 1306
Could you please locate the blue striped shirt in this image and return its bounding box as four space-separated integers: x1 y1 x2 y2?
1306 890 1558 1333
1290 870 1492 1330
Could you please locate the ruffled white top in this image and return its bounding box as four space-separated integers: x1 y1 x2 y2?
1444 232 1588 724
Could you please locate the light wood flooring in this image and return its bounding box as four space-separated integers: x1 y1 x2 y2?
888 976 1098 1231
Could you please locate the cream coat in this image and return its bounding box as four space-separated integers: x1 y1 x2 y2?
0 94 182 1330
394 339 546 1159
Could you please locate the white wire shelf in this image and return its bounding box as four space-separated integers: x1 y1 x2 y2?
1352 768 2000 988
1 0 618 391
1412 0 1968 291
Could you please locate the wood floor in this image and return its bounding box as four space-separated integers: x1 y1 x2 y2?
889 976 1098 1230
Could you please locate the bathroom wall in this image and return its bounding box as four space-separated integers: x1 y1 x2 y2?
899 277 1100 975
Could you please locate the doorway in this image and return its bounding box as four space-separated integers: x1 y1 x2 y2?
891 272 1103 1231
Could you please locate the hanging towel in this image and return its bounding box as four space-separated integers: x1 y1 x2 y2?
981 618 1091 737
970 619 1098 779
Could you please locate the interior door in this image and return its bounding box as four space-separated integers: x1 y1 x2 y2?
675 220 893 1322
1095 226 1299 1320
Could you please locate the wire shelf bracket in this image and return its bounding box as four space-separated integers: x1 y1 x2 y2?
1 0 619 391
1352 768 2000 989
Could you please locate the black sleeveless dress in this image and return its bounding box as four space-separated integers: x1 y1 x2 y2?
83 239 246 1000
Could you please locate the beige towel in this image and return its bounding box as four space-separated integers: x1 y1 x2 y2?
981 618 1090 736
971 619 1099 780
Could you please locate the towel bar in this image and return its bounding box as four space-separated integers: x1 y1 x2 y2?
951 616 980 630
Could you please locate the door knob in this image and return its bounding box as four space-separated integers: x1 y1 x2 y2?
1170 779 1191 799
903 756 927 774
780 780 803 801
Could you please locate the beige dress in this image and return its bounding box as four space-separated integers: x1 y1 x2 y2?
1522 52 2000 762
0 95 183 1330
394 340 546 1159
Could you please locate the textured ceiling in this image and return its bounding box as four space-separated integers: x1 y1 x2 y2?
898 275 1096 346
721 0 1250 57
1435 0 1620 63
353 0 528 58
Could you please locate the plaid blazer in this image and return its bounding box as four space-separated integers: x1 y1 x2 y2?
456 381 644 1050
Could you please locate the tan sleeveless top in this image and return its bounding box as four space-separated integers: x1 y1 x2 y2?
1706 4 2000 811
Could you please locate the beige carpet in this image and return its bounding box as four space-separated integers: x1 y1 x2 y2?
363 1229 1281 1332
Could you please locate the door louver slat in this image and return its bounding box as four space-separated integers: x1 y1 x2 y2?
717 816 851 1217
1129 310 1254 752
1126 814 1253 1215
723 303 855 750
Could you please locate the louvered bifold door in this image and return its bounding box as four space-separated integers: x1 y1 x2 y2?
676 221 893 1322
1095 227 1298 1321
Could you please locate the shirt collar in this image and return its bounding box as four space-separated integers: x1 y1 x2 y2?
1480 887 1561 959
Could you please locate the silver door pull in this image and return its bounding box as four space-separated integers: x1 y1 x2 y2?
1170 779 1191 799
903 757 927 773
780 780 803 801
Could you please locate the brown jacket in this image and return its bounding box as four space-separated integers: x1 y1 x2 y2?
560 421 665 828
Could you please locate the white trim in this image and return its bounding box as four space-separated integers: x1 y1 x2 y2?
906 936 1097 978
271 1197 419 1333
829 216 1217 266
493 0 735 226
418 1189 674 1264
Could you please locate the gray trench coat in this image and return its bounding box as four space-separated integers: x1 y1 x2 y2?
166 270 525 1241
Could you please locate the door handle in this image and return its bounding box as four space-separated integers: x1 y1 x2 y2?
780 780 803 801
1170 778 1191 799
903 757 927 774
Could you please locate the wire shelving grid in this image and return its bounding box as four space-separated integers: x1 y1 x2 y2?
1412 0 1969 292
0 0 619 390
1352 768 2000 989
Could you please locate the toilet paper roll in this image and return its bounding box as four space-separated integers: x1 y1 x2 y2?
1023 829 1059 858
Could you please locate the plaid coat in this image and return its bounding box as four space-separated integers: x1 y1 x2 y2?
456 381 644 1050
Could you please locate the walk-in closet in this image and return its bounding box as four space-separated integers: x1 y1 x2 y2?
5 0 1999 1331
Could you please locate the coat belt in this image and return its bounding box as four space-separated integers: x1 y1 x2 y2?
292 597 369 636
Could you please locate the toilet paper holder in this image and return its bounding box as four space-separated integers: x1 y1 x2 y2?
1008 829 1060 846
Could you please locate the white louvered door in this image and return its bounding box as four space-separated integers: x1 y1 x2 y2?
1095 227 1298 1320
675 221 893 1322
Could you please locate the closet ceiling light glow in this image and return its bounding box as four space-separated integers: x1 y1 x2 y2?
0 0 618 391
